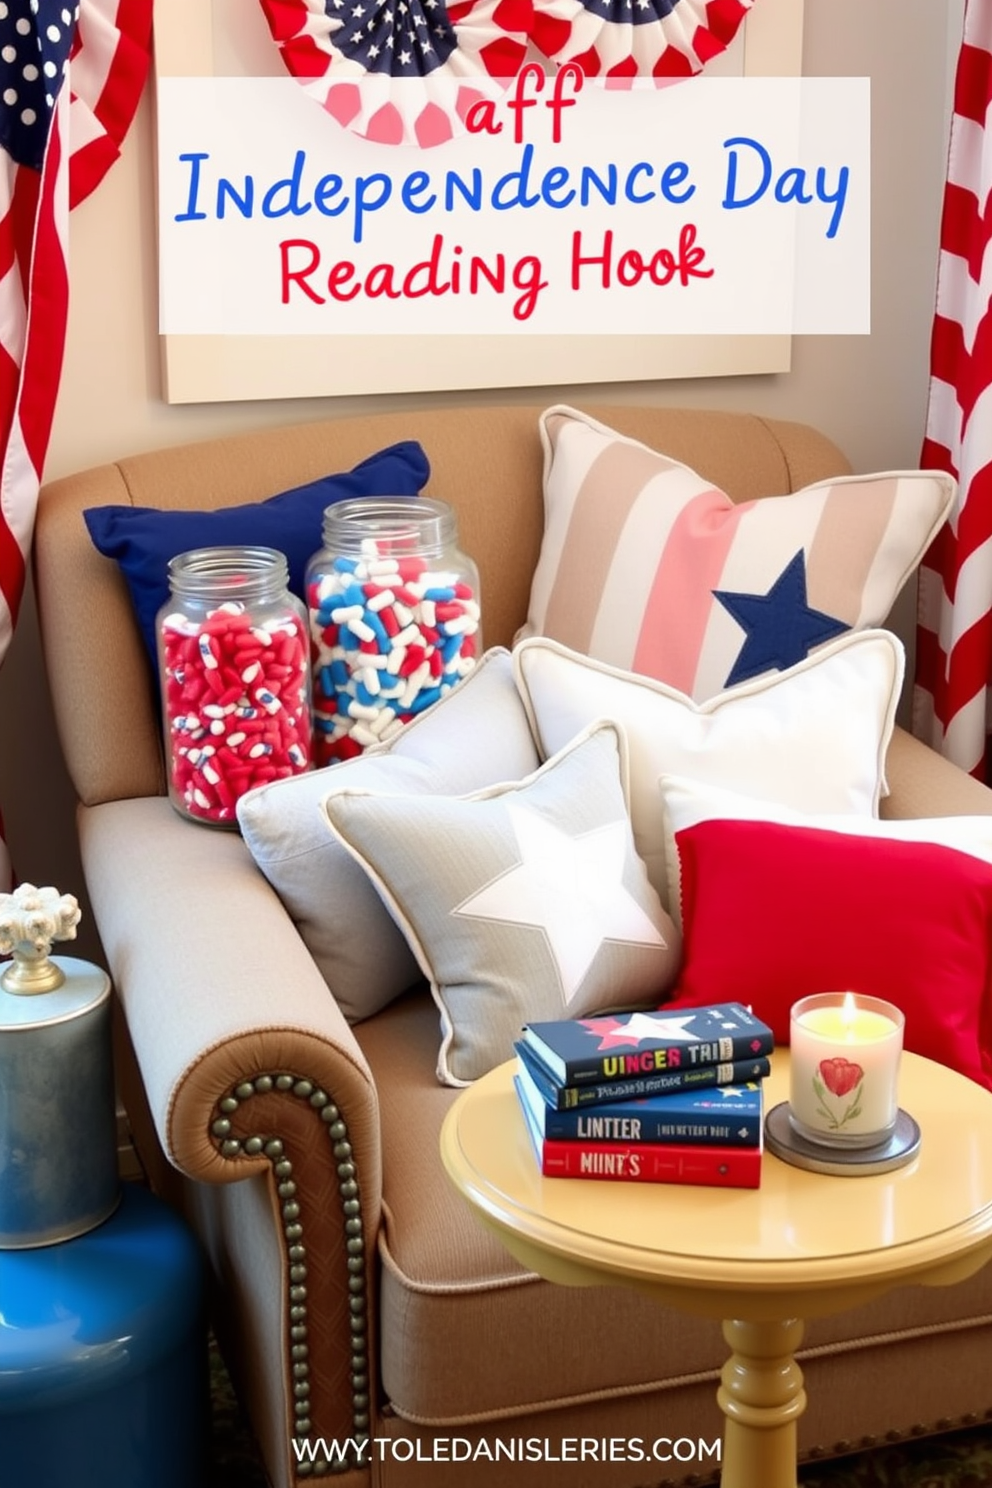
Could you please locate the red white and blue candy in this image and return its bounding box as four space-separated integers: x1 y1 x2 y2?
161 601 313 824
307 542 480 765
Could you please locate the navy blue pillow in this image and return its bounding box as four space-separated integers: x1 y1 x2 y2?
84 440 430 667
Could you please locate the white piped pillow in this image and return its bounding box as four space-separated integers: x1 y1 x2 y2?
512 628 904 913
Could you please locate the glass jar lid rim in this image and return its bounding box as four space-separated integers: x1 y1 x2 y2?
321 495 458 555
166 545 292 597
167 544 287 572
323 495 453 524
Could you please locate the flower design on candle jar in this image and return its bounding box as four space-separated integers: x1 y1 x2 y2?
819 1057 863 1098
813 1056 864 1129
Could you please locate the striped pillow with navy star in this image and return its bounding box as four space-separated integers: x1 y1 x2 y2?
519 405 955 703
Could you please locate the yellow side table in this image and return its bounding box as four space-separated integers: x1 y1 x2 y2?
440 1050 992 1488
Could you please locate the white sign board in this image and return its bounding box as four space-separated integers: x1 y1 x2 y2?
156 0 820 404
158 75 868 339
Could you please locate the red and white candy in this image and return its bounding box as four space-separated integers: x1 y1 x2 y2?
160 600 312 825
307 542 480 768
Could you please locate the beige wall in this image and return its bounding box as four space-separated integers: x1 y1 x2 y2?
0 0 963 955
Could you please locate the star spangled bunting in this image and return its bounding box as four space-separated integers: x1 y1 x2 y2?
260 0 756 143
259 0 523 147
527 0 756 82
0 0 151 891
913 1 992 780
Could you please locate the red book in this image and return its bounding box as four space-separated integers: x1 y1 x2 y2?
515 1075 762 1188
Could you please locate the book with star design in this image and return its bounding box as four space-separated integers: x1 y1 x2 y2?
519 1002 774 1088
514 1054 764 1146
514 1038 771 1112
514 1074 763 1188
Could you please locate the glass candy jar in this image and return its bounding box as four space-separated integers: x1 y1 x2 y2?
157 546 313 825
306 497 482 766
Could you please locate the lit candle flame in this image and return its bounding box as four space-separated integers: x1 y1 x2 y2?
841 991 858 1027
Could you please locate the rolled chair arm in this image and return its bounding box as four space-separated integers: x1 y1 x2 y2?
79 795 382 1480
882 725 992 820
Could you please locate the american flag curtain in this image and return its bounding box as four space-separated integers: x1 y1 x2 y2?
914 0 992 779
0 0 151 891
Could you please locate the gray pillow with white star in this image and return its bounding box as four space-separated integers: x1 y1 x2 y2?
321 720 682 1086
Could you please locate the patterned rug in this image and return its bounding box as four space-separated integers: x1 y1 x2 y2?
209 1337 269 1488
208 1337 992 1487
799 1428 992 1488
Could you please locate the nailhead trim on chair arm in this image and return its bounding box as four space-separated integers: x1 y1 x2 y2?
210 1072 370 1479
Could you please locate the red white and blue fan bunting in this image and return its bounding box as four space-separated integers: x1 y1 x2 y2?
260 0 756 142
258 0 526 146
528 0 756 81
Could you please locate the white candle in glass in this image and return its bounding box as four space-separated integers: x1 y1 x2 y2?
789 992 904 1148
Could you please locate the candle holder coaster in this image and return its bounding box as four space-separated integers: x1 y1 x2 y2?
764 1102 921 1176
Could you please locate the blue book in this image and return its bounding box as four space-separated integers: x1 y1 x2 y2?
514 1075 764 1188
514 1038 771 1113
519 1002 774 1087
515 1054 764 1147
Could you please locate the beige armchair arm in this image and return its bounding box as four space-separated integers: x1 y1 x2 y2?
79 795 381 1479
882 725 992 820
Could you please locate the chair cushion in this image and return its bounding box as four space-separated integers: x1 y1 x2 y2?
353 990 728 1423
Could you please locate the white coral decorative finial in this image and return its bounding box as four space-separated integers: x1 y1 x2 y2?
0 884 81 994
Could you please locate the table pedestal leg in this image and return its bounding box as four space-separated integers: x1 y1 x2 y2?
716 1317 807 1488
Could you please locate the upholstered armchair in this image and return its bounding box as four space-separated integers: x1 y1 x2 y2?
33 403 992 1488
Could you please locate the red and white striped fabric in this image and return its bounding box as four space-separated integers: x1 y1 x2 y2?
0 0 151 890
914 0 992 779
68 0 153 208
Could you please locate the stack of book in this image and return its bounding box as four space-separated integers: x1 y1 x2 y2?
513 1002 774 1189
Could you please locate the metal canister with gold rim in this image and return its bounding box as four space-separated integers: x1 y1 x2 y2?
0 885 119 1247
